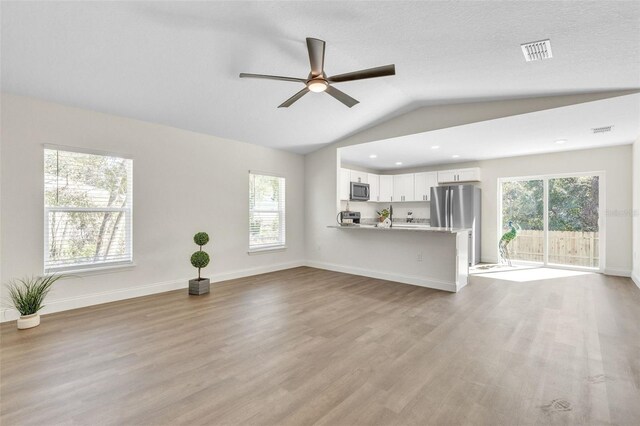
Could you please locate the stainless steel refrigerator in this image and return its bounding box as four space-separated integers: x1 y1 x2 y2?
430 185 481 265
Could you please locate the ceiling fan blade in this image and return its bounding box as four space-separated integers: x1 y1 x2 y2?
325 85 359 108
306 38 326 77
278 87 310 108
328 64 396 83
239 73 306 83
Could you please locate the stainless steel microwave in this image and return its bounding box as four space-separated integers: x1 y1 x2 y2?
350 182 370 201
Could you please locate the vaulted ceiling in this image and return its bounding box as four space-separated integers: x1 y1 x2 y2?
2 1 639 153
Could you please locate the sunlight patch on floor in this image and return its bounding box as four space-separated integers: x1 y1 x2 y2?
471 265 594 282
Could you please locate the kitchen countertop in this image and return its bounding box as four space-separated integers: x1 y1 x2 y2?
327 224 471 234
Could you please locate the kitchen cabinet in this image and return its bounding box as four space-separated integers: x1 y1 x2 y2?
414 172 438 201
393 173 415 202
350 170 368 184
339 168 351 200
379 175 393 202
457 168 481 182
367 173 380 202
437 167 481 184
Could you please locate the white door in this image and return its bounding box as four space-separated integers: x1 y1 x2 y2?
339 168 351 200
368 173 380 202
393 174 414 202
426 172 438 200
379 175 393 202
414 172 429 201
457 168 481 182
438 170 458 184
402 174 416 201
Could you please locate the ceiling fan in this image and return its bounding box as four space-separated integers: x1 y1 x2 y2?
239 37 396 108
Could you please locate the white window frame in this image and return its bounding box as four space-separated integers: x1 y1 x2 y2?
497 171 605 273
43 145 134 273
248 170 286 253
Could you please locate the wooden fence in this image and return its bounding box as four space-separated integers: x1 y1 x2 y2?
507 230 599 267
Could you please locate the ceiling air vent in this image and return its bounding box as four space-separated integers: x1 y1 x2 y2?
592 125 613 134
521 39 552 62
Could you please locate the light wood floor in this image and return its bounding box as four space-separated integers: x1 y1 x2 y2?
2 267 640 425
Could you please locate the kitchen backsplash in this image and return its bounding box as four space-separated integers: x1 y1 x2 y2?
340 200 430 220
361 217 430 225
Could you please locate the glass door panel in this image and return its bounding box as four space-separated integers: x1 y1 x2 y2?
501 180 544 263
548 176 600 268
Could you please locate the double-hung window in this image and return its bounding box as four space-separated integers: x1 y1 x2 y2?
249 172 286 252
44 147 133 272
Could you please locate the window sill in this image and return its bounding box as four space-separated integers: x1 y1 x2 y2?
45 262 136 277
248 246 287 255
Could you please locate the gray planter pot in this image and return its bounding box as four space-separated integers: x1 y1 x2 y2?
189 278 210 295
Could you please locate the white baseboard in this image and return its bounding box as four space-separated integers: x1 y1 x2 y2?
209 260 305 283
632 271 640 290
305 260 458 293
604 267 632 277
1 260 305 323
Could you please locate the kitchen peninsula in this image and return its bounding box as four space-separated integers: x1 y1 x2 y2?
327 223 470 292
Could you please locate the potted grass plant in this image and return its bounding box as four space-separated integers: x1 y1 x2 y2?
376 209 390 222
5 274 64 329
189 232 211 295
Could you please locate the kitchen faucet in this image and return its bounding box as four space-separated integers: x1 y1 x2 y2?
389 204 393 227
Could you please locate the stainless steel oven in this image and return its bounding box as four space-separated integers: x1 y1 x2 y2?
350 182 370 201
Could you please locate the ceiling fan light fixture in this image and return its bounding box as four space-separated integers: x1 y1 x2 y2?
307 79 328 93
240 37 395 108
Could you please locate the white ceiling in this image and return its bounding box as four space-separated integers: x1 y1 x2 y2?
2 1 639 154
340 94 640 170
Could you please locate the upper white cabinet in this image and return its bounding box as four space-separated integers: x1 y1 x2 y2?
393 174 415 202
379 175 393 202
414 172 438 201
367 173 380 202
437 167 481 184
339 168 351 200
340 166 478 202
350 170 368 184
457 168 481 182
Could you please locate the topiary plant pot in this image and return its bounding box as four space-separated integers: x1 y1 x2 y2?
189 278 210 295
17 313 40 330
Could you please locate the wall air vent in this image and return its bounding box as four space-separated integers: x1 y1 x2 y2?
521 39 552 62
592 125 613 134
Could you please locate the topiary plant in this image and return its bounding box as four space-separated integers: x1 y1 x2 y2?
191 232 210 280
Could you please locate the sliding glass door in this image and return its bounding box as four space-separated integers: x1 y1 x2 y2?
499 173 603 271
501 179 544 263
548 176 600 268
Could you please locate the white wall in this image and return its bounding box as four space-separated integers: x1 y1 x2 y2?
633 137 640 287
0 94 305 320
307 145 634 277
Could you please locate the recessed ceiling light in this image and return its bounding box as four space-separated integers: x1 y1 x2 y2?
431 145 440 150
369 154 377 159
452 155 460 158
555 139 567 145
395 161 403 166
